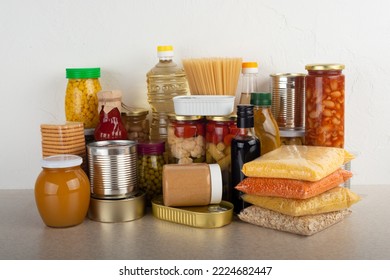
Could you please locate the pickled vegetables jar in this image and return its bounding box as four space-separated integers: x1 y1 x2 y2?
167 115 205 164
205 115 237 201
34 155 90 228
305 64 345 148
65 68 102 129
137 140 165 205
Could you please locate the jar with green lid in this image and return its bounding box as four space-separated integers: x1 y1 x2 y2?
167 115 205 164
65 68 102 129
279 129 305 145
121 104 150 142
137 140 165 205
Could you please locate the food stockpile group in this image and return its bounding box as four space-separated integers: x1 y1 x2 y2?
34 45 360 236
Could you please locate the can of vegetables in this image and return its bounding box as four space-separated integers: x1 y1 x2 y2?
167 115 205 164
305 64 345 148
205 115 238 201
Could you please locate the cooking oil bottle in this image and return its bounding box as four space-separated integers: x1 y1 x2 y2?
250 92 281 155
146 45 189 141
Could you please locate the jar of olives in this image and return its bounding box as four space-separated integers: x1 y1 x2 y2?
65 68 102 129
137 140 165 205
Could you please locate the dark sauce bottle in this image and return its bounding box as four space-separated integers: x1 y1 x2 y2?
231 105 260 213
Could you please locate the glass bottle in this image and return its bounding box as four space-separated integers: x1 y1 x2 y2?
305 64 345 148
65 68 101 129
147 46 189 141
231 105 260 213
34 155 90 227
251 92 281 155
94 90 128 141
239 62 258 105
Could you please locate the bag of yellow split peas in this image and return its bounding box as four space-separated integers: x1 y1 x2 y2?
65 68 102 129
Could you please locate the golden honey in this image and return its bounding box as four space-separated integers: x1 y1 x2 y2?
35 155 90 227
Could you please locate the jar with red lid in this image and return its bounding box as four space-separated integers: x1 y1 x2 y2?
305 64 345 148
167 115 205 164
137 140 165 205
205 116 237 201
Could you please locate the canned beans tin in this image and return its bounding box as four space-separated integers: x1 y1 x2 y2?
305 64 345 148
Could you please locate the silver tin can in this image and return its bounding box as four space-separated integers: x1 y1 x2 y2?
270 73 306 129
87 140 138 199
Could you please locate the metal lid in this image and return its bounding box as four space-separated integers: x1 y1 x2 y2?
279 129 305 137
206 115 237 122
168 114 203 121
137 140 165 155
305 63 345 71
121 104 149 117
152 196 233 228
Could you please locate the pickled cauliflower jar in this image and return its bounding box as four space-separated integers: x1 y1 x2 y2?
305 64 345 148
167 115 205 164
65 68 102 129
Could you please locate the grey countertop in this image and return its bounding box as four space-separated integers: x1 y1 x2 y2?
0 185 388 260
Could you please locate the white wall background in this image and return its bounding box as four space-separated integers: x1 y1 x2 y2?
0 0 389 188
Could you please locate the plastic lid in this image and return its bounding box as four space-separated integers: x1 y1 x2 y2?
242 62 258 74
137 140 165 155
305 63 345 71
236 105 254 128
66 68 101 79
41 155 82 168
208 164 223 204
157 45 174 58
250 92 272 106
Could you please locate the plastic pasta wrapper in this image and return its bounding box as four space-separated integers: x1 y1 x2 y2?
241 186 361 216
241 145 354 181
236 168 352 199
238 206 352 236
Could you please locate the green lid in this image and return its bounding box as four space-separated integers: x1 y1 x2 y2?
66 68 101 79
250 92 272 106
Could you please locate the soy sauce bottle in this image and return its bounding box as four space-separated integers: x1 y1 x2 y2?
230 105 260 213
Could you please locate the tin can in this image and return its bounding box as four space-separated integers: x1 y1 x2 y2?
270 73 306 130
87 140 138 199
305 64 345 148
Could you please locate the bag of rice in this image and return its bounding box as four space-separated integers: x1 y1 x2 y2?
238 206 351 236
236 168 352 199
241 186 361 216
242 145 354 181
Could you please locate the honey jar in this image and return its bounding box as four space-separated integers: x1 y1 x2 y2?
34 155 90 227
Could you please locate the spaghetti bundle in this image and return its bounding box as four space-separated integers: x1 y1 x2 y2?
182 57 242 95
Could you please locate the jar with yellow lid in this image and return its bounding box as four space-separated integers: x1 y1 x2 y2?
121 105 150 142
34 155 90 228
305 63 345 148
167 115 205 164
65 68 102 129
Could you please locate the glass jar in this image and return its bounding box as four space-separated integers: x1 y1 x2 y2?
279 129 305 145
121 106 150 142
205 115 237 201
305 64 345 148
137 140 165 205
34 155 90 227
65 68 102 129
167 115 205 164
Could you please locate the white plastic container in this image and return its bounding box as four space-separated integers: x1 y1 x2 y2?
173 95 235 116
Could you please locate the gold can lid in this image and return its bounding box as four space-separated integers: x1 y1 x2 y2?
121 104 149 117
151 196 233 228
305 63 345 71
168 114 203 121
206 115 237 122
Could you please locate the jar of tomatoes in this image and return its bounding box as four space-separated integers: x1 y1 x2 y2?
305 64 345 148
205 115 237 201
167 115 205 164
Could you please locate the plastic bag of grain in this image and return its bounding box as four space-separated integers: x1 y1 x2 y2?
235 168 352 199
241 186 361 216
242 145 354 181
238 206 351 236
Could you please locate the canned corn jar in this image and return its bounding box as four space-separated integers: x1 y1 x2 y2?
65 68 102 129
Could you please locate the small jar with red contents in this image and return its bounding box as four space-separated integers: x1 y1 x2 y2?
305 64 345 148
206 115 237 201
167 115 206 164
